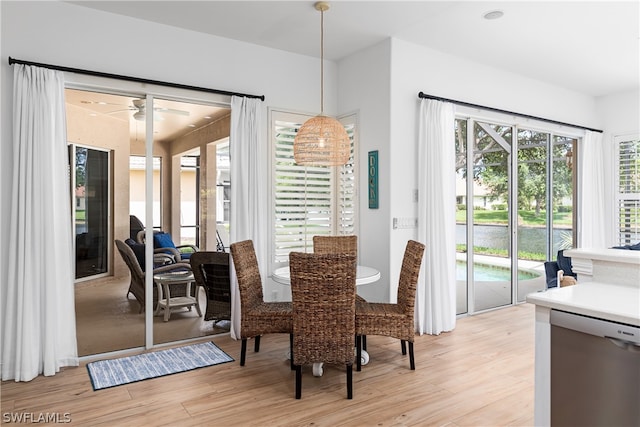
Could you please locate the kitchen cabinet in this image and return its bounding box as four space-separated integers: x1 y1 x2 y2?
527 248 640 426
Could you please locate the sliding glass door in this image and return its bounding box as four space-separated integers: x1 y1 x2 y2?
516 130 549 301
471 121 513 312
456 116 577 314
68 87 232 356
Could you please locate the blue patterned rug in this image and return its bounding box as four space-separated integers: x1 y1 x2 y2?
87 341 234 390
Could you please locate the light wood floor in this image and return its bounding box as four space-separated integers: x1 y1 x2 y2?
1 303 535 426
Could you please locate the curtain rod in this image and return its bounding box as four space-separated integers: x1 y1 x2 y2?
8 56 265 101
418 91 602 133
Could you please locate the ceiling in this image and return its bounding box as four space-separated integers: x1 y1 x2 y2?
70 0 639 98
66 1 638 141
65 89 230 143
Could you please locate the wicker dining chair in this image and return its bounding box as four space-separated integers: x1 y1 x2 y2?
355 240 425 371
289 251 357 399
230 240 293 367
313 234 365 300
313 233 371 354
312 235 357 258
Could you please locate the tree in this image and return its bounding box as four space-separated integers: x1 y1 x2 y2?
75 147 87 188
455 120 573 216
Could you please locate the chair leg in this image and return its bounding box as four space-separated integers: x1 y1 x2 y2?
290 333 294 370
356 335 362 372
347 364 353 399
295 365 302 399
254 335 261 352
401 339 407 355
240 339 247 366
409 341 415 370
362 335 367 351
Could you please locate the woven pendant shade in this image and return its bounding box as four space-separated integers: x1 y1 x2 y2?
294 115 350 166
293 2 349 167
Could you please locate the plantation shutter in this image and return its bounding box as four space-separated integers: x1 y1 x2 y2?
273 111 357 263
616 137 640 245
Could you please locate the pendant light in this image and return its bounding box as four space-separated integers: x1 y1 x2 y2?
294 1 350 166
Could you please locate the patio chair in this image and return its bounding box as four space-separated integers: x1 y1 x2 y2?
544 250 577 288
115 239 191 313
190 251 232 323
355 240 425 371
289 251 357 399
129 215 145 241
137 229 198 262
230 240 293 367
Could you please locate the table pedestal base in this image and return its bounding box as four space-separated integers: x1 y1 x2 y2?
311 349 369 377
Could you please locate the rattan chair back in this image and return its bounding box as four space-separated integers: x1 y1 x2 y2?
289 251 357 399
396 240 426 316
230 240 264 313
313 235 357 257
230 239 293 366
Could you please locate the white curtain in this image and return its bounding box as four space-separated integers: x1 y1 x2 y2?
229 96 264 340
2 65 78 381
578 130 606 247
416 99 457 335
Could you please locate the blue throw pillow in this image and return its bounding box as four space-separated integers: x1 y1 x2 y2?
125 238 146 270
153 232 177 250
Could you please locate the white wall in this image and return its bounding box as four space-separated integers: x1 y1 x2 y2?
0 1 339 297
338 39 392 301
339 37 605 296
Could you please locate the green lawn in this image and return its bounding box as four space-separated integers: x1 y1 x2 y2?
456 209 572 227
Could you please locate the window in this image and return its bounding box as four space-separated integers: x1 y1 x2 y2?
129 156 162 229
180 153 200 247
615 136 640 245
272 111 357 264
72 145 110 279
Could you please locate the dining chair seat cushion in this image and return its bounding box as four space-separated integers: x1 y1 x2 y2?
355 301 413 340
242 302 292 334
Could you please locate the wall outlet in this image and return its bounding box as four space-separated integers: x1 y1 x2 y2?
393 217 418 229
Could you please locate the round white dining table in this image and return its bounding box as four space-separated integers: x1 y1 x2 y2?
272 264 380 376
272 265 381 286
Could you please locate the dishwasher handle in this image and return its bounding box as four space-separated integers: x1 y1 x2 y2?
607 336 640 352
550 309 640 345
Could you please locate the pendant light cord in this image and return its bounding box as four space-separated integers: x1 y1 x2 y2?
320 7 324 115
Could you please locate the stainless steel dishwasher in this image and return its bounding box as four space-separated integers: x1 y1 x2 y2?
550 309 640 427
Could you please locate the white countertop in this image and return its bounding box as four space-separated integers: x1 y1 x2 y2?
564 247 640 264
527 282 640 326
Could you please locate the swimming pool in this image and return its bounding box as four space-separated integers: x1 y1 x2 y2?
456 260 540 281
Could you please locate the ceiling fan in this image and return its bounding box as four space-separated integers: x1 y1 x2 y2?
83 98 190 121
